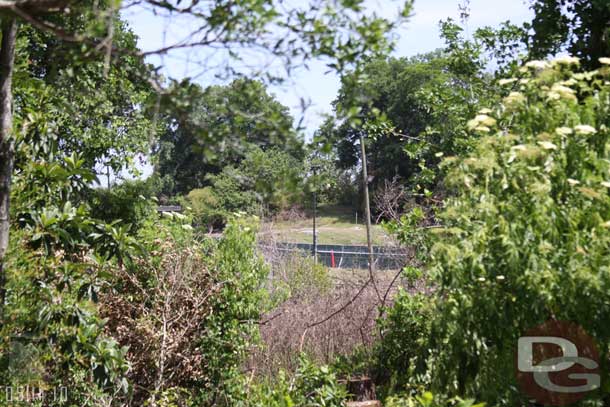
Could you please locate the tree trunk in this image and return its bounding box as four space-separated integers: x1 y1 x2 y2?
0 17 18 324
359 134 374 273
359 133 381 303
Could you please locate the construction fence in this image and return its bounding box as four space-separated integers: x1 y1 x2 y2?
260 242 408 270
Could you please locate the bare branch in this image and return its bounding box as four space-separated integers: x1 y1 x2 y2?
0 0 73 12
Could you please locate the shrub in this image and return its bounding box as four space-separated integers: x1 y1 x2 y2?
265 251 333 305
186 186 228 231
91 179 156 232
2 156 142 406
250 273 393 379
100 215 269 406
239 147 304 213
199 217 270 404
100 222 216 405
206 166 260 216
1 211 132 406
375 291 434 397
206 147 305 219
397 58 610 404
246 356 348 407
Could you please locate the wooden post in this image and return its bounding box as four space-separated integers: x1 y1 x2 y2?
312 165 318 260
359 133 374 274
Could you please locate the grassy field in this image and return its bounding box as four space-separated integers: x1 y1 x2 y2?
262 205 393 245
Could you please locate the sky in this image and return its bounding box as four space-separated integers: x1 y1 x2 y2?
117 0 533 182
124 0 533 138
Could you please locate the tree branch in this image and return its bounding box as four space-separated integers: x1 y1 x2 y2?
0 0 73 13
0 16 18 327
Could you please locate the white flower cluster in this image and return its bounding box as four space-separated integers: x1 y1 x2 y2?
555 127 573 136
504 91 526 106
498 78 517 86
467 114 497 133
551 56 580 66
525 60 551 70
537 141 557 150
574 125 597 135
548 83 576 101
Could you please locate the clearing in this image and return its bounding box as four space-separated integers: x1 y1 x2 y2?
261 205 393 246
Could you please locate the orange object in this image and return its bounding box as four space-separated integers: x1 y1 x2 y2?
331 250 336 268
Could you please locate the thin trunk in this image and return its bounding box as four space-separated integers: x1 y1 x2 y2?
0 17 18 325
359 133 381 303
312 167 317 261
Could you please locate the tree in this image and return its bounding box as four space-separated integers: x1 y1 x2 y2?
0 0 412 327
414 58 610 405
324 49 485 210
15 17 154 173
187 146 305 229
303 143 359 207
0 16 18 316
529 0 610 69
321 17 526 215
332 53 453 180
154 78 302 195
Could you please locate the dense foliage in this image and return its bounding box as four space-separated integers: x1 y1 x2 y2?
14 11 154 175
184 147 305 230
529 0 610 69
3 1 610 406
2 163 135 405
429 57 610 404
378 58 610 406
90 180 157 232
154 79 303 196
319 17 525 217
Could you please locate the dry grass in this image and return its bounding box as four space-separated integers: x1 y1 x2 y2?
247 268 425 377
251 223 422 378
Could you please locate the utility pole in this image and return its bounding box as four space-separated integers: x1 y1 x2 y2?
359 133 374 274
312 164 319 261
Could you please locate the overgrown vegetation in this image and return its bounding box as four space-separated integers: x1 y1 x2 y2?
1 1 609 406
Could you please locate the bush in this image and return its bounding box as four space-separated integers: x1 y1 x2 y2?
91 179 156 232
100 220 215 405
199 217 270 405
246 356 348 407
206 166 260 216
2 155 147 406
1 210 132 406
100 214 269 406
386 58 610 404
266 251 333 305
375 291 434 397
183 147 306 231
206 147 305 219
186 186 228 231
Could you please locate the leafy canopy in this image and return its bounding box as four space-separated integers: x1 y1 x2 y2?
529 0 610 69
155 79 302 196
425 57 610 404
